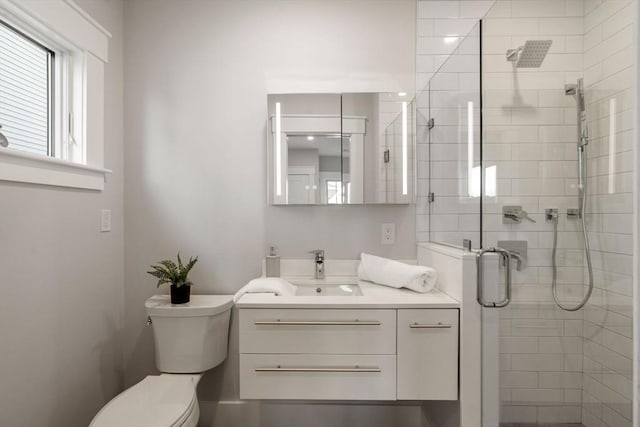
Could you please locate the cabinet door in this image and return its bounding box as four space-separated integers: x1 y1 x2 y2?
397 309 459 400
240 354 396 400
239 309 396 354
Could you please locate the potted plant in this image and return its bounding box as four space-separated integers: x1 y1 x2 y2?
147 253 198 304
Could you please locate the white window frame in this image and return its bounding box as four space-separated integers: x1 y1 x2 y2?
0 0 111 190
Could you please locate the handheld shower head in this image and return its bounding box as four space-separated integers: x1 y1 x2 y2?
506 40 552 68
565 78 585 112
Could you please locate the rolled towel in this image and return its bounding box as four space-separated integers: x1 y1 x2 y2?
357 252 437 293
233 277 296 302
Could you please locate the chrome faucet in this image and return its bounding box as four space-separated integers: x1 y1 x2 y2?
309 250 325 279
508 251 524 271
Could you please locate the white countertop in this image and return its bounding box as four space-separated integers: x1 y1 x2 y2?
235 278 460 309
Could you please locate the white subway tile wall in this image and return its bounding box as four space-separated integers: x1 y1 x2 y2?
416 0 634 425
581 0 634 425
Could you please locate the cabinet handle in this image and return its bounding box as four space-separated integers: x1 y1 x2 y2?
255 366 381 373
409 322 451 329
254 320 381 326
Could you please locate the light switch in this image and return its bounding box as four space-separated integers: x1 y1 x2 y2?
101 209 111 232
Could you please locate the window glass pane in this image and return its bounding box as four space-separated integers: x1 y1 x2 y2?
0 21 51 156
327 180 343 204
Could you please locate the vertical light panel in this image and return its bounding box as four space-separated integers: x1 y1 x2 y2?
485 165 496 197
470 166 481 198
402 101 408 195
275 102 282 197
467 101 478 197
608 98 616 194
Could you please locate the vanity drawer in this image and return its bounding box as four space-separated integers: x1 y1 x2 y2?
397 309 459 400
240 354 396 400
239 309 396 354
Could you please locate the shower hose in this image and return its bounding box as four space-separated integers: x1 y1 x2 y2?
551 148 594 312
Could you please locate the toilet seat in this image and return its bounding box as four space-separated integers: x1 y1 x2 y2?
89 374 199 427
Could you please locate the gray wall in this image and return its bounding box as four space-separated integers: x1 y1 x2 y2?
0 0 125 425
288 148 319 170
123 0 416 425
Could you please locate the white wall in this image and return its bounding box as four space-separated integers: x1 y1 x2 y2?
123 1 416 426
0 0 125 425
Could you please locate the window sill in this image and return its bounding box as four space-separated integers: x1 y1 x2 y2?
0 147 111 190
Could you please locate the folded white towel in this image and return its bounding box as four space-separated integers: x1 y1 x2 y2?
233 277 296 302
357 252 437 293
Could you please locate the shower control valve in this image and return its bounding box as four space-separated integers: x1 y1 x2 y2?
497 240 527 271
503 206 536 224
545 208 559 223
567 208 580 219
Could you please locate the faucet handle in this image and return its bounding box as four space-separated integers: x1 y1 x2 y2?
519 211 536 223
309 250 326 279
508 251 524 271
503 205 536 224
499 250 524 271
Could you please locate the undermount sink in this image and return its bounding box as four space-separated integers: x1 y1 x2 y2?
294 283 363 296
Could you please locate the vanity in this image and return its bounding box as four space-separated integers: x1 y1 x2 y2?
236 276 460 402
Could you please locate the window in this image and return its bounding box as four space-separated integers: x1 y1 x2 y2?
326 180 343 204
0 0 111 190
0 20 54 156
326 180 351 204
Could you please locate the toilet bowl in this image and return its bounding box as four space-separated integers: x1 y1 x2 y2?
90 374 201 427
90 295 233 427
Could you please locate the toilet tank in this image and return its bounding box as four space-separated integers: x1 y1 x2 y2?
145 294 233 373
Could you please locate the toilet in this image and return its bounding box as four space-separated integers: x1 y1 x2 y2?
90 294 233 427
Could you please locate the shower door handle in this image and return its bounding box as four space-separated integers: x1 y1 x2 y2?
476 247 512 308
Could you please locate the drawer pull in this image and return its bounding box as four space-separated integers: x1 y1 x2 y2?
410 322 451 329
254 320 381 326
255 365 381 373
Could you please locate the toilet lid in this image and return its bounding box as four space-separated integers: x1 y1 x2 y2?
90 375 197 427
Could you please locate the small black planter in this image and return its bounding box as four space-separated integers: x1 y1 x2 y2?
170 284 191 304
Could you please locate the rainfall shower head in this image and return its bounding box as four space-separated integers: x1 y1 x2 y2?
506 40 552 68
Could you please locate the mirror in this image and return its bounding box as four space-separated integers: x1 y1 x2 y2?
267 93 414 205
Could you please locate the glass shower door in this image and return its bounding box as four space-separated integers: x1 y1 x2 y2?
427 23 482 250
423 1 635 425
479 5 589 422
479 0 634 425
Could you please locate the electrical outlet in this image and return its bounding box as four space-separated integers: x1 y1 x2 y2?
381 223 395 245
101 209 111 232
